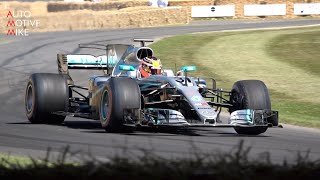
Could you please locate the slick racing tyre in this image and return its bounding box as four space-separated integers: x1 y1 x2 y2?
233 126 268 135
229 80 272 135
25 73 69 124
99 78 141 132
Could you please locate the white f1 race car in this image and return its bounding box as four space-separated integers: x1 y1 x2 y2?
25 39 279 135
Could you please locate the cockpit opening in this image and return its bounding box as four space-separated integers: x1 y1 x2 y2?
136 48 153 60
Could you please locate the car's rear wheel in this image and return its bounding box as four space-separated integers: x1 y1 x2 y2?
25 73 69 124
229 80 272 135
99 78 141 132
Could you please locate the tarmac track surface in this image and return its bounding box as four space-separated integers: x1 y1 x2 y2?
0 19 320 163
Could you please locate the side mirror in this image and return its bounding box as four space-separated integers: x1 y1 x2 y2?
119 65 135 71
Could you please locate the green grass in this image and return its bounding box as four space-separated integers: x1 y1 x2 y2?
0 147 76 168
0 154 38 167
267 31 320 76
150 26 320 128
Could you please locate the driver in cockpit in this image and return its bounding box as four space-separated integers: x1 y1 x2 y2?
139 56 163 78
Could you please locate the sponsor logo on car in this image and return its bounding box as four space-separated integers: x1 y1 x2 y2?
191 96 201 101
195 102 209 107
198 107 212 109
201 110 212 115
201 102 208 106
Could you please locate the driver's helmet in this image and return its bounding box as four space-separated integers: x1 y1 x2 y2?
139 56 162 78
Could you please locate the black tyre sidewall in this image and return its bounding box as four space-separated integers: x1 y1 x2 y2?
100 82 116 129
25 78 38 121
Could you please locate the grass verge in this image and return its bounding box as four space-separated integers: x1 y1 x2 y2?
0 154 36 167
150 26 320 128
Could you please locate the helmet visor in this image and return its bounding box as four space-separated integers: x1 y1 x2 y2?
151 69 161 75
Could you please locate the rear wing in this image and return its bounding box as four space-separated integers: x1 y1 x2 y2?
133 38 154 47
57 54 119 74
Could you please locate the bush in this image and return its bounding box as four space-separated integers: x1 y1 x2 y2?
0 141 319 179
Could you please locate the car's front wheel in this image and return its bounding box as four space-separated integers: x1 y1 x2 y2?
229 80 272 135
99 78 141 132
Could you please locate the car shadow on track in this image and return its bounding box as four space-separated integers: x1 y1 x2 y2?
7 120 102 130
7 121 271 137
7 121 205 136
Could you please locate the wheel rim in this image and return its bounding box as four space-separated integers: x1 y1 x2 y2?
230 90 242 111
101 90 110 122
26 84 33 113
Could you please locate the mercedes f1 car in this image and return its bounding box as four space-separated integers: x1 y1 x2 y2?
25 39 279 135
